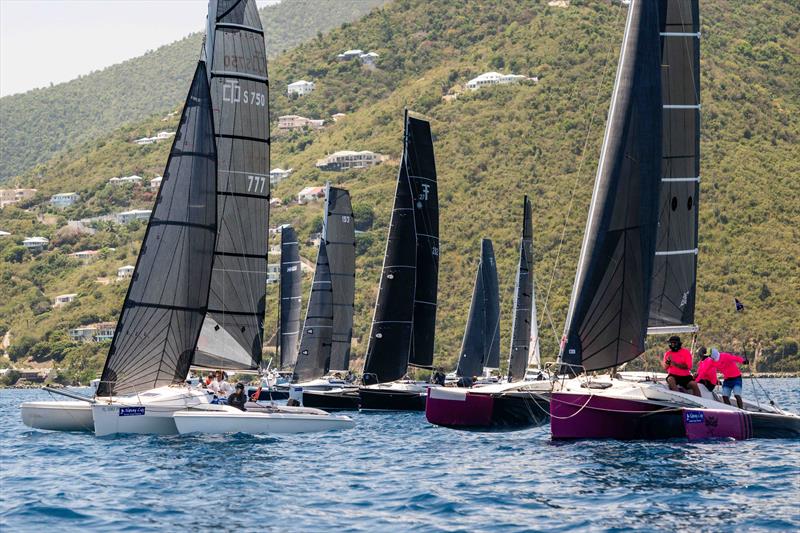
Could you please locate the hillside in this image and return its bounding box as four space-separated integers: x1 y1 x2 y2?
1 0 798 381
0 0 388 181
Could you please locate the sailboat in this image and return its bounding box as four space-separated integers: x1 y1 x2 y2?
23 0 354 436
549 0 799 440
426 196 551 428
358 110 441 411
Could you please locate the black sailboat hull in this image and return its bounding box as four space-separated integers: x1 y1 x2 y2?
302 389 360 411
247 387 290 401
358 387 427 411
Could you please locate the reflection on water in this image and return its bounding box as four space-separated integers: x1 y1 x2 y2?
1 379 798 531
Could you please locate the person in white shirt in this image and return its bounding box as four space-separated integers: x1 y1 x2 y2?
217 371 233 396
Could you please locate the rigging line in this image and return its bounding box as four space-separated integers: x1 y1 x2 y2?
541 1 626 345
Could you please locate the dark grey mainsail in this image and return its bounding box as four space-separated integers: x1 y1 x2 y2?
648 0 700 334
195 0 270 370
293 242 333 382
508 196 534 382
456 239 500 378
324 184 356 371
98 62 217 397
279 226 302 368
560 0 662 372
363 112 439 383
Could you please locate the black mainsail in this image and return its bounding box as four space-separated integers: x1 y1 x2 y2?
195 0 270 370
293 241 334 382
507 196 534 382
279 225 302 369
456 239 500 378
363 111 439 383
647 0 700 335
560 0 662 372
325 184 356 372
98 62 217 397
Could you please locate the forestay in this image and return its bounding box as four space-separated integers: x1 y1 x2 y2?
98 62 217 396
279 226 302 368
195 0 270 370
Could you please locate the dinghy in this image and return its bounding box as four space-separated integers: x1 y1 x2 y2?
550 0 800 440
359 111 441 411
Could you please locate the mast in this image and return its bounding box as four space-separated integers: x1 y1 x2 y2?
97 62 217 397
647 0 700 336
560 0 663 373
507 196 533 382
279 225 302 368
456 239 499 378
194 0 271 371
363 111 439 383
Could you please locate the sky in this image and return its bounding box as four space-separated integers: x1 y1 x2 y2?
0 0 277 97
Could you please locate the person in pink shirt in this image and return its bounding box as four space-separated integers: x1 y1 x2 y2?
661 336 701 397
693 347 718 393
710 348 749 408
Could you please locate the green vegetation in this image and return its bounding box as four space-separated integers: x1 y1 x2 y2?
0 0 389 181
0 0 798 381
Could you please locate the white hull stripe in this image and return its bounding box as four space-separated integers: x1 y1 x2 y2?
655 248 698 256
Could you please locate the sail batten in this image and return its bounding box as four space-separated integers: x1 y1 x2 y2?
98 62 217 397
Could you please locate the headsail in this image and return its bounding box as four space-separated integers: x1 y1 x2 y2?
560 0 662 372
647 0 700 335
456 239 500 378
325 184 356 371
363 111 439 383
279 226 302 369
195 0 270 370
98 62 217 396
507 196 534 382
293 241 334 382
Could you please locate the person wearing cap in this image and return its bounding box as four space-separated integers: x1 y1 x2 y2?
710 348 748 409
694 346 718 393
661 336 701 397
227 382 248 411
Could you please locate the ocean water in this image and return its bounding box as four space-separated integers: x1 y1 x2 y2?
1 379 798 532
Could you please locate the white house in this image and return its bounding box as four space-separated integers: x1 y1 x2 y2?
149 176 163 190
315 150 388 171
54 293 77 308
22 236 49 251
337 49 364 61
465 71 529 90
287 80 315 97
0 188 37 208
297 186 325 204
69 321 116 343
269 198 283 207
69 250 100 264
156 131 175 140
277 115 324 131
134 137 156 145
331 113 346 122
116 209 151 224
269 168 293 185
267 263 280 284
109 175 143 186
50 192 79 208
359 51 379 65
117 265 135 279
0 230 10 237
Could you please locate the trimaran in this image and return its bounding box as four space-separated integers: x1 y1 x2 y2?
21 0 353 436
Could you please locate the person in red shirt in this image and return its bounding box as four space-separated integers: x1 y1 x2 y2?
693 347 718 393
711 348 749 408
661 336 700 397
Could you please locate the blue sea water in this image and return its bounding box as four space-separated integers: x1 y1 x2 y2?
1 379 798 532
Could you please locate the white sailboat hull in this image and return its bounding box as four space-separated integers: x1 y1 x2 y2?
20 400 94 432
91 386 210 437
173 404 355 435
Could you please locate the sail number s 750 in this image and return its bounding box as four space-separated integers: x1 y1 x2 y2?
222 80 266 107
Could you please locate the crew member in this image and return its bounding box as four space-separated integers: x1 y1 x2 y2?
227 383 247 411
694 346 718 393
711 348 748 409
661 336 701 397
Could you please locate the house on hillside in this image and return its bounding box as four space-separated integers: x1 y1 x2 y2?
134 137 156 145
267 263 280 284
297 186 325 204
0 230 10 237
0 188 37 208
156 131 175 140
22 236 49 251
50 192 79 208
109 175 143 187
315 150 387 171
277 115 324 131
359 52 379 66
116 209 151 224
269 168 293 185
331 113 346 122
287 80 315 96
149 176 163 190
337 49 364 61
69 322 116 343
269 198 283 207
465 71 532 90
54 293 77 308
69 250 100 264
117 265 135 280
